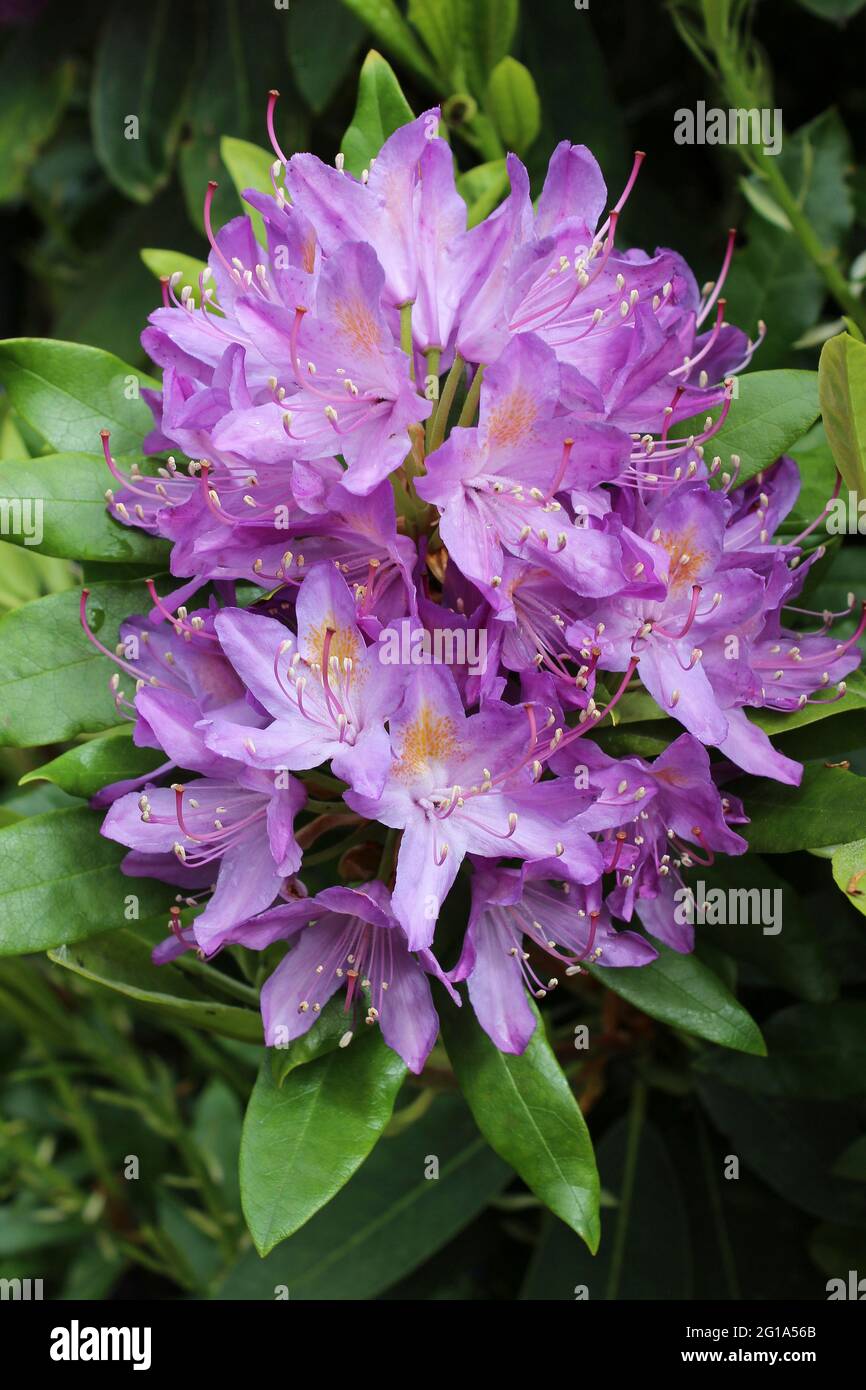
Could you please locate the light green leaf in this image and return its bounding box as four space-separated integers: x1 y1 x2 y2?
589 942 766 1055
140 248 209 307
819 331 866 496
240 1035 406 1254
220 136 277 244
439 993 600 1249
340 50 415 178
831 838 866 919
485 57 541 156
0 340 157 456
678 370 820 489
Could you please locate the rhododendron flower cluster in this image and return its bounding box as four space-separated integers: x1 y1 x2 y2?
88 101 864 1074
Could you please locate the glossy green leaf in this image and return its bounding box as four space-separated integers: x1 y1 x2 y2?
48 924 262 1043
240 1034 406 1254
485 57 541 156
337 1 439 88
831 838 866 919
91 1 189 202
678 370 820 489
819 332 866 496
288 0 364 114
220 1094 509 1297
0 454 169 563
0 807 167 956
730 762 866 851
439 993 600 1249
140 248 209 307
0 581 145 747
0 340 157 456
589 941 766 1055
20 727 165 801
340 50 415 178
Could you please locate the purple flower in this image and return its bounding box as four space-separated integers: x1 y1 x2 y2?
453 859 657 1053
242 881 458 1073
343 663 603 949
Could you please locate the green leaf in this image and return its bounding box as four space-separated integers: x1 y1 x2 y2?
337 0 440 88
220 136 276 244
730 761 866 851
0 808 168 956
0 581 147 747
240 1034 406 1254
20 727 165 801
48 923 262 1042
832 1136 866 1181
819 332 866 497
485 57 541 157
439 993 600 1249
796 0 866 17
0 454 169 564
219 1093 509 1298
0 340 157 456
91 0 189 202
407 0 462 79
193 1079 243 1208
457 0 519 98
696 1002 866 1100
140 248 209 307
521 1115 692 1300
0 31 74 203
340 50 416 178
676 370 820 489
831 838 866 919
589 941 766 1055
288 0 365 114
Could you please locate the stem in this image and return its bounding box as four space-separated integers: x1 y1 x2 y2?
457 364 485 427
696 1107 741 1299
377 827 398 883
605 1077 647 1301
428 353 465 452
424 347 442 452
400 301 415 378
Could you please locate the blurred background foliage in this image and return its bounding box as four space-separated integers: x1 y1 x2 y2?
1 0 866 1302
